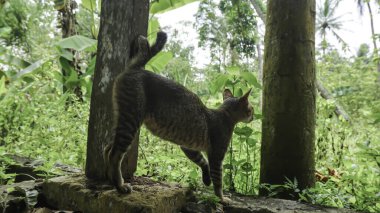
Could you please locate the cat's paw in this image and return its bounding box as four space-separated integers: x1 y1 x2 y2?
220 196 233 206
116 183 132 194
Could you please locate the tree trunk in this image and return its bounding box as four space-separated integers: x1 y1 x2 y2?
249 0 266 24
58 0 83 101
85 0 149 181
367 2 378 54
260 0 316 199
249 0 350 121
366 2 380 83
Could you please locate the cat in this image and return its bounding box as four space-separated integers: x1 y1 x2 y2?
103 31 254 202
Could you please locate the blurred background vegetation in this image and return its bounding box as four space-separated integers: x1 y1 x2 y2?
0 0 379 212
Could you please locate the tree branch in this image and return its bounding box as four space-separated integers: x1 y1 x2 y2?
316 80 350 122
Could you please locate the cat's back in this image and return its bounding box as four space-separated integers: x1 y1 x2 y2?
141 70 210 150
140 70 203 107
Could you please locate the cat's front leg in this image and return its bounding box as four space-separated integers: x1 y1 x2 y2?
208 150 225 201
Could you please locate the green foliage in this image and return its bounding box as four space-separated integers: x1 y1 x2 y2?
195 0 258 66
312 50 380 212
218 0 257 56
76 0 100 39
56 35 97 52
0 0 379 212
0 0 28 46
146 52 173 73
316 0 348 52
210 66 261 95
0 74 89 170
150 0 198 14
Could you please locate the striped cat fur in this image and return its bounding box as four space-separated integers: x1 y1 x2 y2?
103 31 254 202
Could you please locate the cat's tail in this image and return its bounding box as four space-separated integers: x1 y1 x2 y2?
128 31 167 69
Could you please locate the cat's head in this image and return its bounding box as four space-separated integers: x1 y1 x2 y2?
221 89 254 123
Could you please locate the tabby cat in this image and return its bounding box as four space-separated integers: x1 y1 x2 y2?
104 31 254 202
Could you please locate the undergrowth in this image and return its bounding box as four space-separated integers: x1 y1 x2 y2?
0 59 379 212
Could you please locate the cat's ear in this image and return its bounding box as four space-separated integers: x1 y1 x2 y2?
240 88 252 102
223 89 234 100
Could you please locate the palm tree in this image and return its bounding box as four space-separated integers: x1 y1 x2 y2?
316 0 348 54
356 0 379 54
356 0 380 82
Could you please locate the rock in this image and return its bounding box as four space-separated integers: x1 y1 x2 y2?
41 175 190 213
181 201 215 213
30 208 53 213
1 154 81 183
0 180 42 213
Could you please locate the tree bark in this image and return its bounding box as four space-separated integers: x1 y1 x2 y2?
367 2 378 54
58 0 83 101
249 0 350 121
85 0 149 181
260 0 316 199
366 2 380 83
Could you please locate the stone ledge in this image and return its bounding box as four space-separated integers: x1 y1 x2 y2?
224 195 359 213
41 175 190 213
1 175 360 213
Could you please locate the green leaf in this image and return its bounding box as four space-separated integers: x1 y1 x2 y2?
240 71 262 89
81 0 96 11
246 138 257 147
150 0 198 14
0 54 31 68
234 126 253 137
210 74 229 94
59 58 78 87
85 56 96 76
226 66 240 75
235 87 243 97
56 35 97 52
59 49 74 61
146 51 173 73
0 76 7 96
16 59 48 78
22 76 34 83
0 27 12 38
148 18 160 44
254 113 262 120
52 70 63 83
223 163 234 170
189 169 198 179
66 70 79 87
241 162 253 173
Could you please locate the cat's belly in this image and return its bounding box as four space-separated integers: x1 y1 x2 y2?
144 115 209 151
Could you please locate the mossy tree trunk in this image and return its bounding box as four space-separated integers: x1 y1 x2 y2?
86 0 149 180
57 0 82 101
259 0 316 199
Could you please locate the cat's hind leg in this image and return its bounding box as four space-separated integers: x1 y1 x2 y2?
180 147 211 186
106 121 140 193
105 86 143 193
